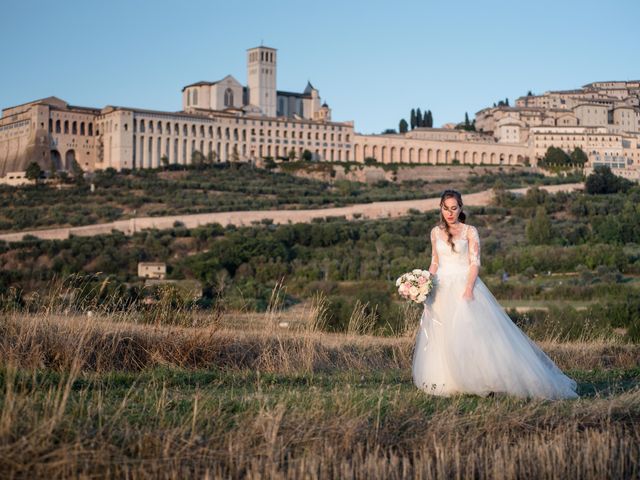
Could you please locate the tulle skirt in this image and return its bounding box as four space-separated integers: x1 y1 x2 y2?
412 269 579 400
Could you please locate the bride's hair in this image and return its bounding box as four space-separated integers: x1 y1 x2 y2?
439 189 466 251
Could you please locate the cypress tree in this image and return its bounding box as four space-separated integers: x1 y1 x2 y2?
410 108 416 130
416 108 423 127
399 118 409 133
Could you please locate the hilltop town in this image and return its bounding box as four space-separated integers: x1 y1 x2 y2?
1 46 639 185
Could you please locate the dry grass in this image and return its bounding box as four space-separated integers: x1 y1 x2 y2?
0 310 639 479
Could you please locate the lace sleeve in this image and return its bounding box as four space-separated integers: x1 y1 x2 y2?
430 226 439 269
468 226 481 267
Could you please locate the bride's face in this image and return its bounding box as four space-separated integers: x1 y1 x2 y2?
441 198 461 225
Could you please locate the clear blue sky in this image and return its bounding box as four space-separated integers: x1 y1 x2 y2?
1 0 638 134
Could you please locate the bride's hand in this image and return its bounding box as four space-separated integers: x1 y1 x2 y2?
462 288 474 301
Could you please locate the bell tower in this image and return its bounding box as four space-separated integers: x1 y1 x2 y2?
247 46 277 117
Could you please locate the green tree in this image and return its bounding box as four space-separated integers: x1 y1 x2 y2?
25 161 43 184
410 108 416 130
191 150 205 168
416 108 423 127
570 147 588 166
263 157 277 170
160 155 169 169
426 110 433 128
71 159 85 184
585 165 634 194
302 149 313 162
287 149 296 161
382 128 397 134
526 206 553 245
541 146 571 167
399 118 408 133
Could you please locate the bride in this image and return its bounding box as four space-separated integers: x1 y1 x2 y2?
412 189 578 400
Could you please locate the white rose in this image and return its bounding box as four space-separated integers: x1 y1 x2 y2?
407 274 416 282
395 277 402 287
417 294 427 302
419 284 429 294
412 269 422 275
409 286 419 297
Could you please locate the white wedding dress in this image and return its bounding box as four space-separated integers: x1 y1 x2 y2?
412 223 578 400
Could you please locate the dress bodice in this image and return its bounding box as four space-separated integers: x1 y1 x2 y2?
430 224 481 276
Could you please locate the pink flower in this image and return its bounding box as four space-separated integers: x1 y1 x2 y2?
418 276 427 285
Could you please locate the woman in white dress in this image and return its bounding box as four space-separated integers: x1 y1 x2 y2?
412 190 578 400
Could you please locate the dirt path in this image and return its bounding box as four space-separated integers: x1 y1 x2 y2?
0 183 583 242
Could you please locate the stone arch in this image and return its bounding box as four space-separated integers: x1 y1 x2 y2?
381 146 387 163
372 145 378 161
51 150 62 170
399 147 405 162
65 149 76 170
354 144 360 161
490 153 496 163
363 144 369 159
481 152 487 163
463 151 468 163
445 150 450 163
390 146 396 163
508 154 514 164
436 149 441 163
418 148 424 163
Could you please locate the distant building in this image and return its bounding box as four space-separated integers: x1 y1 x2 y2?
138 262 166 280
0 171 31 186
1 45 640 181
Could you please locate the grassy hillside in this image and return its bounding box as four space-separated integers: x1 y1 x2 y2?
0 162 574 232
0 312 638 478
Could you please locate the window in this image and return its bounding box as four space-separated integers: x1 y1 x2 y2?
224 88 234 107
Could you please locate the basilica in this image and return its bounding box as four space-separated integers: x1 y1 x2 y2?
1 46 640 184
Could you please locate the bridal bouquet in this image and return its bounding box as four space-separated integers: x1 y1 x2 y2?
395 269 434 303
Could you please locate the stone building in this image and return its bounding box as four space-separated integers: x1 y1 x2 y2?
0 46 352 178
2 45 640 182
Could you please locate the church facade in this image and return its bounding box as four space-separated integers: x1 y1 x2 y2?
2 46 640 182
